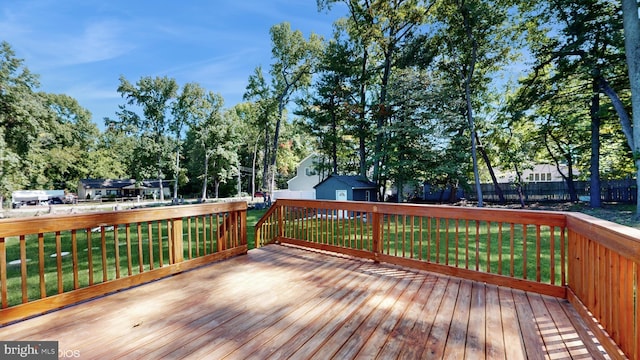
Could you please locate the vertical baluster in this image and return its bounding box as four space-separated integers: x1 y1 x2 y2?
497 223 503 275
486 221 491 273
126 224 132 276
86 229 93 285
435 218 440 264
455 219 460 267
20 235 27 303
475 221 480 271
147 222 154 270
209 215 215 254
418 217 423 261
195 217 200 257
114 225 120 279
187 218 192 260
137 223 143 273
465 220 469 269
410 215 415 259
100 227 108 282
0 237 6 308
38 233 45 298
510 223 515 278
445 218 449 266
71 230 79 289
53 232 63 292
535 225 541 282
549 226 555 285
157 220 164 267
522 224 528 279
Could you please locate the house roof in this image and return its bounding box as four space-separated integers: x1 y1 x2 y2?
79 179 170 189
314 175 377 190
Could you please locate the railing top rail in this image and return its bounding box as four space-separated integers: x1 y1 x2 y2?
254 201 280 229
0 202 247 238
566 211 640 264
272 199 567 227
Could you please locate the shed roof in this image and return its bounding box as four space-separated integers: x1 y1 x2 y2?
314 175 377 190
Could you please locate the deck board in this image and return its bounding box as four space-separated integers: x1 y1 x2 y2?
0 244 611 359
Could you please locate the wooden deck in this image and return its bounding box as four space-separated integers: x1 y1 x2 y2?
0 244 610 359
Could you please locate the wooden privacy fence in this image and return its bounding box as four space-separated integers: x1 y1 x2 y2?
256 199 639 360
0 202 247 325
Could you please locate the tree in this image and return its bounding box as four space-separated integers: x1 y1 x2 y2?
385 68 441 201
621 0 640 215
171 83 205 199
321 0 431 195
524 0 627 207
233 102 264 199
244 67 277 192
296 38 358 175
264 22 323 194
0 42 44 203
114 76 179 201
184 92 240 199
430 0 522 207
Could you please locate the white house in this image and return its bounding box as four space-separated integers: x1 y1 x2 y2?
495 164 580 183
272 154 328 200
78 179 172 200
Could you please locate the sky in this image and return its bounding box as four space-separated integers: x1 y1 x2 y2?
1 0 343 127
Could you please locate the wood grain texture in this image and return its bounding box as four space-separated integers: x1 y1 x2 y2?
0 244 611 360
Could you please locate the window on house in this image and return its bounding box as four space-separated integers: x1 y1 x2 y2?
528 174 534 181
546 173 552 181
535 173 540 181
305 167 317 176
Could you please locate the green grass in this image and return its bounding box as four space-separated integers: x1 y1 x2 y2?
4 207 563 308
3 209 268 307
280 214 565 285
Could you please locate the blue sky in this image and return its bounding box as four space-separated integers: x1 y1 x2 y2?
1 0 342 127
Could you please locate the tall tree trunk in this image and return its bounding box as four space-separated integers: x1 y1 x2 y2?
462 5 482 207
358 50 369 178
268 102 285 194
157 153 164 202
237 158 241 197
590 78 602 208
173 151 179 200
262 126 270 191
251 139 259 201
201 152 209 200
621 0 640 216
514 163 526 208
476 134 504 204
331 100 338 174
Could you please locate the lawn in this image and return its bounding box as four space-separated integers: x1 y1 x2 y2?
0 203 628 307
3 207 268 307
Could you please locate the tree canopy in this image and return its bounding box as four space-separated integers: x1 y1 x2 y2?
1 0 638 210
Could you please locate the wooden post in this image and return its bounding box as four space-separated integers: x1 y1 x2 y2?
372 206 382 263
277 205 284 243
171 218 184 264
240 209 247 247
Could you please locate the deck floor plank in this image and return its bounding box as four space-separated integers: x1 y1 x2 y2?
485 284 506 360
0 244 611 360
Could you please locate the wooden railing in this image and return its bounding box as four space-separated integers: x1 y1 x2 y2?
255 199 639 360
0 202 247 325
566 213 640 360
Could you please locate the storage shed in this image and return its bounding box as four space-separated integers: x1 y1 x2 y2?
314 175 378 202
